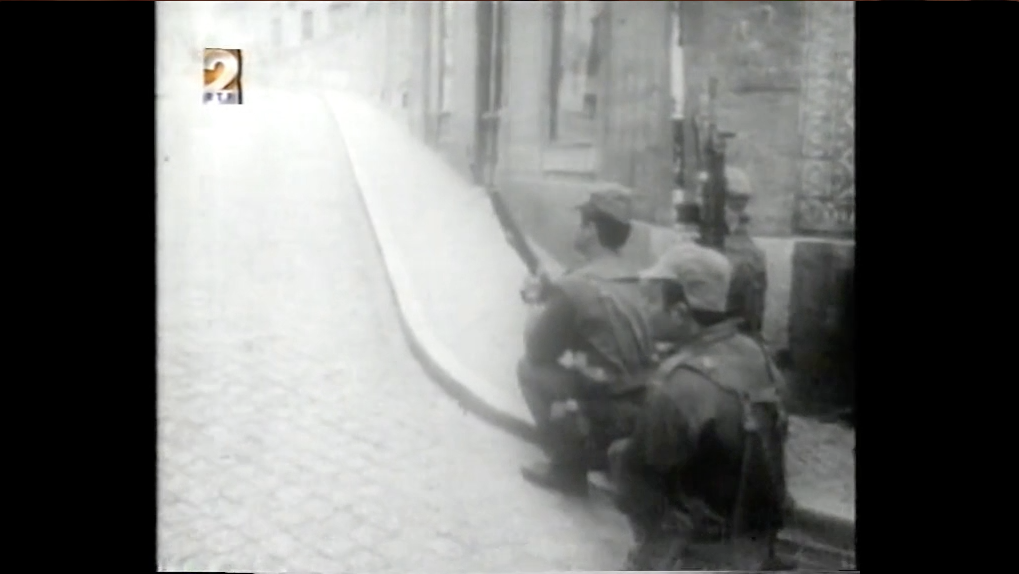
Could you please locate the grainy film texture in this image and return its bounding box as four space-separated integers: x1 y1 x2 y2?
156 1 855 571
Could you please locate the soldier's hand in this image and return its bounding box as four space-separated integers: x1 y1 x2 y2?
520 268 550 304
550 399 579 421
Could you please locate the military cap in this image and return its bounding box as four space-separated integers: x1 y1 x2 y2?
576 183 633 224
725 167 753 198
639 242 732 313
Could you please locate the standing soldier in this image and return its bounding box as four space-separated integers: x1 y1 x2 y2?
608 242 790 570
517 185 657 496
722 166 768 338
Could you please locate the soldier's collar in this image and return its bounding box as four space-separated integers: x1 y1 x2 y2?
688 318 743 347
572 253 637 282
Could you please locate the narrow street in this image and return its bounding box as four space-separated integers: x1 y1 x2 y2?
156 89 631 572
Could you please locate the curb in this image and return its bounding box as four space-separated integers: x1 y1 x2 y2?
323 94 541 448
323 93 854 564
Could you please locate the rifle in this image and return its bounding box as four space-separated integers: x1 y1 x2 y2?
480 3 550 302
697 77 736 250
487 186 546 276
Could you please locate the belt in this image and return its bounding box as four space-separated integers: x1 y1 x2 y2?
666 509 729 542
670 495 734 542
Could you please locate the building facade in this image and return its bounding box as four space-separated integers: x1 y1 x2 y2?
393 1 854 400
404 2 689 224
260 1 368 89
258 1 854 403
395 1 854 239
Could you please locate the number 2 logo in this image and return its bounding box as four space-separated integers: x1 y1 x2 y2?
203 48 242 92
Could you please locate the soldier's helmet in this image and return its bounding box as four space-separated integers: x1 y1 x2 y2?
694 167 752 197
639 242 733 313
576 183 634 225
725 167 753 199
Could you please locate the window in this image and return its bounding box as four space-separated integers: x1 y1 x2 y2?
548 1 600 143
301 10 314 41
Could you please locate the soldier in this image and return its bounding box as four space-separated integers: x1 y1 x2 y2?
517 185 657 497
722 167 768 338
608 242 790 571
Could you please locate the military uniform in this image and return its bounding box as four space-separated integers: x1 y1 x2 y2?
609 243 789 571
518 187 657 493
725 230 768 337
722 167 768 337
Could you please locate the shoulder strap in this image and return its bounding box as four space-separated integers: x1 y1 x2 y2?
660 337 788 542
656 349 695 378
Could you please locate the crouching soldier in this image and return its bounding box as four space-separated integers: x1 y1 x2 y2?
517 186 657 496
609 242 790 570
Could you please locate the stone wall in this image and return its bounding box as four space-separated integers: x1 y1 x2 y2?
495 1 674 223
499 2 546 181
680 0 854 239
680 0 806 238
597 1 674 223
788 240 854 408
430 1 482 181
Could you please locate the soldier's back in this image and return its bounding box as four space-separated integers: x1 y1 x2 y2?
656 325 787 535
558 256 655 376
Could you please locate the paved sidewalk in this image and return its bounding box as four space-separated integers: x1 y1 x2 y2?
322 92 563 439
323 92 855 554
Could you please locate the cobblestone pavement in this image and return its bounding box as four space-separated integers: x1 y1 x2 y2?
156 89 631 572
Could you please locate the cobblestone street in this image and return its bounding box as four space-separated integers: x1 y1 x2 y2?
156 90 631 572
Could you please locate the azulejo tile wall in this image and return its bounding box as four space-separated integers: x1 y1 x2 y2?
796 1 855 237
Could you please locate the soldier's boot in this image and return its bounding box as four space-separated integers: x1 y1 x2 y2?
519 460 589 497
621 519 683 571
521 416 591 497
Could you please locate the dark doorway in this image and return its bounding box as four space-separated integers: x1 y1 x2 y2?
473 1 505 186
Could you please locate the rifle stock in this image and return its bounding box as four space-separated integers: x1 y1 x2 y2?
486 185 543 276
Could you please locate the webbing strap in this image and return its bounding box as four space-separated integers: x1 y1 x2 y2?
655 337 786 543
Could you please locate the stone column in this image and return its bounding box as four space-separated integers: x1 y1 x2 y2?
599 1 673 223
500 2 545 180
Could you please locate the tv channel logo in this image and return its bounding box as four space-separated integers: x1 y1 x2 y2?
203 48 243 105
